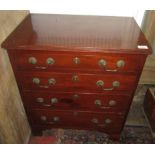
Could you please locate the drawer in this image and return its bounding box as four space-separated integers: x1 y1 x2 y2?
19 71 137 92
14 51 143 73
23 91 131 112
28 109 124 132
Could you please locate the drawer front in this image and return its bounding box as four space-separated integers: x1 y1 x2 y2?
23 91 131 112
28 109 124 132
14 51 142 73
19 72 137 92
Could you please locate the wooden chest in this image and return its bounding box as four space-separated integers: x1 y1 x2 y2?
2 14 151 140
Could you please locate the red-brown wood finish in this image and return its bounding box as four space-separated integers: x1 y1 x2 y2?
23 91 131 112
19 71 137 91
14 51 144 73
1 14 152 141
1 14 152 54
28 109 124 133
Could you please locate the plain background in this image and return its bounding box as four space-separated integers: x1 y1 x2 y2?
0 0 149 26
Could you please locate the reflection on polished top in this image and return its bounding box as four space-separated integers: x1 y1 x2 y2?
2 14 151 53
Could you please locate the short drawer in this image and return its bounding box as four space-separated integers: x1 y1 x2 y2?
28 109 124 132
14 51 143 73
23 91 131 112
18 71 137 92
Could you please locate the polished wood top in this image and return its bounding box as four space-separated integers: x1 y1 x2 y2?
2 14 151 54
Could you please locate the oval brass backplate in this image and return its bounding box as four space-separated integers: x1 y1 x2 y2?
94 99 102 106
117 60 125 68
36 97 44 103
112 81 120 87
48 78 56 85
98 59 107 67
33 78 40 84
96 80 104 87
109 100 116 106
28 57 37 64
51 98 58 104
46 57 55 65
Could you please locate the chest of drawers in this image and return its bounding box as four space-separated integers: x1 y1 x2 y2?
2 14 151 140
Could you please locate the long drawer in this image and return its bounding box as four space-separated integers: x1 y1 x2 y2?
13 51 143 73
28 109 124 133
18 71 137 92
23 91 131 112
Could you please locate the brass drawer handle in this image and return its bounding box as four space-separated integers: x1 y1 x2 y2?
94 100 102 106
73 57 80 65
112 81 120 87
46 57 55 65
94 100 111 109
103 81 120 90
28 57 47 69
105 69 117 72
96 80 104 87
36 97 44 103
28 57 37 64
36 98 53 107
105 118 112 124
40 104 52 107
51 98 58 104
109 100 117 106
96 80 120 90
40 116 47 121
48 78 56 85
103 88 114 91
53 116 60 122
35 66 47 69
28 57 55 69
92 118 112 125
98 59 106 67
96 119 112 127
40 116 60 124
117 60 125 68
33 78 56 88
98 59 125 72
91 118 99 124
33 78 40 84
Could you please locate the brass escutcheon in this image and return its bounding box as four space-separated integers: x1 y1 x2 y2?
72 75 79 82
73 57 80 64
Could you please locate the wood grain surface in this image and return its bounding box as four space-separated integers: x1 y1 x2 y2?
2 14 151 54
1 13 151 140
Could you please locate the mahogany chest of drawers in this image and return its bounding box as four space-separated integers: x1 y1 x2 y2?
2 14 151 140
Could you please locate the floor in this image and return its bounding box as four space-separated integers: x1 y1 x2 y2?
125 84 148 126
29 84 155 144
